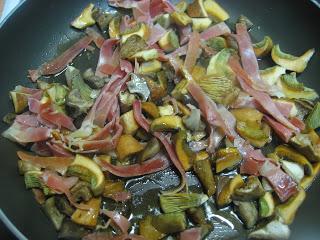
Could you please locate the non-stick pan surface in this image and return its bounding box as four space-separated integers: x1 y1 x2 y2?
0 0 320 239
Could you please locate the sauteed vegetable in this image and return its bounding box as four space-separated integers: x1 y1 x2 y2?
2 0 320 239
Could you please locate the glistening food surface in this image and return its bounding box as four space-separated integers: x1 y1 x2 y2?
1 0 320 239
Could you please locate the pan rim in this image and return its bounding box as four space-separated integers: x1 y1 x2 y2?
0 209 27 240
0 0 26 29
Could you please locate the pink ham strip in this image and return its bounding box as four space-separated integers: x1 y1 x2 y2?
40 109 76 131
15 113 39 127
259 160 298 202
200 22 231 41
232 93 293 119
87 119 115 141
237 142 298 201
96 152 170 177
75 121 123 152
162 0 176 12
120 15 132 33
17 151 74 174
93 75 128 127
85 28 105 48
188 81 237 140
101 210 130 233
147 24 167 45
180 228 202 240
83 70 126 126
150 0 175 18
235 24 284 97
31 142 52 156
42 171 91 209
28 36 93 82
154 132 187 193
274 101 293 118
290 117 305 131
166 45 188 58
179 25 192 45
133 0 151 24
28 97 76 131
96 39 120 77
184 31 201 72
46 142 73 157
94 93 117 127
235 23 261 82
120 59 133 73
150 0 164 17
2 121 51 143
229 58 299 132
132 100 151 132
264 115 294 143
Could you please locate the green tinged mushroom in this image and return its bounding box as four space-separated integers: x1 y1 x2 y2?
276 189 306 225
160 193 208 213
205 36 227 52
137 138 161 163
46 83 69 106
275 145 313 176
42 197 65 230
92 7 114 31
237 15 253 29
260 65 286 86
248 220 290 240
120 35 148 59
306 102 320 130
151 212 187 234
2 113 16 125
158 30 180 53
272 44 315 73
183 108 201 132
259 192 275 218
150 115 184 132
253 36 273 57
10 91 30 114
71 3 96 30
156 13 171 29
232 176 265 201
215 147 242 173
233 200 258 229
279 73 318 101
186 207 207 225
55 196 75 216
18 160 41 175
65 66 96 118
70 181 93 202
24 170 43 189
83 68 105 89
290 131 320 163
67 154 105 196
139 215 166 240
280 160 304 184
194 158 216 196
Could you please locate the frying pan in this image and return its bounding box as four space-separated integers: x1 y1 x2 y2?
0 0 320 239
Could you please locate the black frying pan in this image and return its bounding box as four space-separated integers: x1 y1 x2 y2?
0 0 320 239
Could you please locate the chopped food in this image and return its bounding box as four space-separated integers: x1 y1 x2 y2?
3 1 320 239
